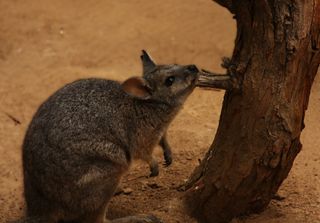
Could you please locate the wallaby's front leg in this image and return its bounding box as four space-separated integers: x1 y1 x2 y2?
148 156 159 177
159 132 172 166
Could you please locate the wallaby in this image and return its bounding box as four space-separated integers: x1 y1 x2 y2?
18 50 199 223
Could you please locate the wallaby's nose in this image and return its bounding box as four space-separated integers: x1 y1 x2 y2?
186 65 199 74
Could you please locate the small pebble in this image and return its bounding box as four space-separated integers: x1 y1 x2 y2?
123 187 133 195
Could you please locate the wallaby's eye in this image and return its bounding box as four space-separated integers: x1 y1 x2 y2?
165 76 175 87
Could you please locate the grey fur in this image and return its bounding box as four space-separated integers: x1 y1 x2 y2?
19 51 199 223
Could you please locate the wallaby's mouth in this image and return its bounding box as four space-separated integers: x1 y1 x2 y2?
191 73 199 85
189 70 200 87
177 73 199 98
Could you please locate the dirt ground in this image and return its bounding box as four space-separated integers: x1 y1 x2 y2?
0 0 319 222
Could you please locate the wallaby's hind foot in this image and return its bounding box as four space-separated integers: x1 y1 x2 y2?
10 216 56 223
111 214 163 223
79 205 108 223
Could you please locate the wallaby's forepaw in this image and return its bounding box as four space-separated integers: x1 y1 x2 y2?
163 155 172 167
149 164 159 177
149 158 159 177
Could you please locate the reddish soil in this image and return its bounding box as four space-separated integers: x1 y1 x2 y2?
0 0 319 222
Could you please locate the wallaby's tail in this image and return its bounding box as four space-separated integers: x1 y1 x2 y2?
111 214 163 223
10 215 162 223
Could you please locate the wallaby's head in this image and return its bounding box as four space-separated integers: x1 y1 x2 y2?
122 50 199 106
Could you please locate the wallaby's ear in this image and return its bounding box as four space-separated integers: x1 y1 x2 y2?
122 77 151 99
140 50 156 75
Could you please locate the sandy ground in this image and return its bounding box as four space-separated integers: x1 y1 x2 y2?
0 0 319 222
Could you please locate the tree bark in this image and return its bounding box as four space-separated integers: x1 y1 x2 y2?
184 1 320 222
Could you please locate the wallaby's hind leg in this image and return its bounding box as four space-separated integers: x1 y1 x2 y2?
79 204 162 223
10 216 57 223
159 132 172 166
111 214 162 223
80 203 108 223
23 174 60 223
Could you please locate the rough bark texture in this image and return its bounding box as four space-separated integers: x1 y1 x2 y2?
184 0 320 222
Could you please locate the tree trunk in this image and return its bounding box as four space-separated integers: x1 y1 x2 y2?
184 1 320 222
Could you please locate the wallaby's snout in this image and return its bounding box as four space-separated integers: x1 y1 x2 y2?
186 64 199 74
184 64 199 83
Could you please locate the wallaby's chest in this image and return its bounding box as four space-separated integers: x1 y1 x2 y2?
132 125 166 160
